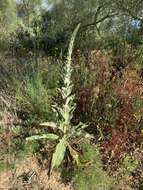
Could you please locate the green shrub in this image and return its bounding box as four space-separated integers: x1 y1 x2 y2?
16 73 53 122
132 97 143 129
73 143 114 190
120 155 138 176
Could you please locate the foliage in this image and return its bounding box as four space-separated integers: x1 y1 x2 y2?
0 0 18 51
26 24 92 174
113 0 143 21
0 0 17 33
73 143 114 190
132 97 143 128
16 0 43 25
5 0 142 55
120 155 138 176
16 73 53 122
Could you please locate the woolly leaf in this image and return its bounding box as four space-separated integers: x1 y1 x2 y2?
40 121 57 129
51 138 66 170
26 133 59 141
68 144 81 165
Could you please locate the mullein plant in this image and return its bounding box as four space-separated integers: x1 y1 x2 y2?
26 24 92 173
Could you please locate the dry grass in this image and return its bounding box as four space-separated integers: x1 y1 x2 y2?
0 156 73 190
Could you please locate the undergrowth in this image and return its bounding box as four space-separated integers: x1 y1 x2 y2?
73 143 114 190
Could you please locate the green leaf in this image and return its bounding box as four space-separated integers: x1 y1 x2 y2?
61 85 73 99
75 122 88 130
59 122 65 131
40 121 57 129
68 144 81 165
26 133 59 141
51 138 66 170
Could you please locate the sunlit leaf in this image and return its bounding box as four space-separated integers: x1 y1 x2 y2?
85 133 94 139
40 121 57 128
26 133 59 141
68 144 81 165
75 122 88 130
51 138 66 170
